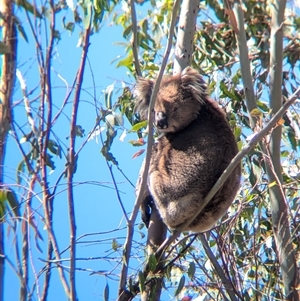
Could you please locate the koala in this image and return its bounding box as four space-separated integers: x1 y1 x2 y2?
135 67 241 233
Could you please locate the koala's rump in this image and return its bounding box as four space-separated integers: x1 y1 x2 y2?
148 114 240 232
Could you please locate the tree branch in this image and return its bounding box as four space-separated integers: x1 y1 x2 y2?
118 0 181 298
173 0 199 74
67 19 92 301
232 0 257 128
129 0 142 77
0 0 17 299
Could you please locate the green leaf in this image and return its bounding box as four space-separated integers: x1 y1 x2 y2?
187 262 196 279
256 100 269 112
112 238 119 251
14 16 29 42
219 81 237 100
46 154 56 170
65 22 75 33
104 84 114 109
17 160 25 185
103 282 109 301
7 189 21 217
130 121 148 132
82 0 92 29
116 55 133 69
123 25 132 38
174 275 185 296
0 190 7 218
148 254 157 272
0 41 10 54
15 0 43 18
287 128 298 151
75 125 85 137
138 271 145 292
48 140 61 158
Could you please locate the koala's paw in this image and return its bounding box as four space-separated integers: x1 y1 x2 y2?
140 195 154 228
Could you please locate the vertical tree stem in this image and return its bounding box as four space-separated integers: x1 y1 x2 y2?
268 1 298 299
0 1 17 300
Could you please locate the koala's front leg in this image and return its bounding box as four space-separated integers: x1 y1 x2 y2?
135 159 154 228
140 194 154 228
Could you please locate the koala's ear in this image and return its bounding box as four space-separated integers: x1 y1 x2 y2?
181 67 207 104
134 78 154 119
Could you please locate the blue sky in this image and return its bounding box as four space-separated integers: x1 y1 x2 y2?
4 3 148 300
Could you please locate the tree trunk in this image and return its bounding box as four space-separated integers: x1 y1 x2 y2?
0 0 17 300
268 1 299 299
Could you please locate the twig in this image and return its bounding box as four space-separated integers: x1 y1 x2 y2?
118 0 181 297
199 234 238 301
130 0 142 77
67 18 92 301
36 1 71 299
107 164 130 224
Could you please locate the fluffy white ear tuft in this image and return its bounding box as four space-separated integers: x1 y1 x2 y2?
134 78 154 119
181 67 207 104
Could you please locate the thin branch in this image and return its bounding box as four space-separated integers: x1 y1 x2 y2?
67 20 92 301
39 2 65 299
118 0 181 297
130 0 142 77
107 164 130 224
232 0 257 128
199 234 238 301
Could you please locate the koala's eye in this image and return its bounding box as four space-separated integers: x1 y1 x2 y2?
173 107 178 112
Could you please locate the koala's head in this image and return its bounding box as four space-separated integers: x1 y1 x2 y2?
134 67 208 133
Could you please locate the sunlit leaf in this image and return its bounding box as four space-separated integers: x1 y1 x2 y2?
130 121 148 132
82 0 92 29
268 181 277 188
250 108 263 118
116 55 133 69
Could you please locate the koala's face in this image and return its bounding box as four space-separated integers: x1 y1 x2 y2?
135 67 207 133
153 81 201 133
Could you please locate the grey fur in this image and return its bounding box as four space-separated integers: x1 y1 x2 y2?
135 67 241 232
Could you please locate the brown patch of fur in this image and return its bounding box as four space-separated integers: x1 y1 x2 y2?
135 67 241 232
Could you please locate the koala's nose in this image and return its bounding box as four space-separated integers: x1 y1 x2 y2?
156 111 168 129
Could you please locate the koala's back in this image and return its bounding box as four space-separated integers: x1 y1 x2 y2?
148 99 241 232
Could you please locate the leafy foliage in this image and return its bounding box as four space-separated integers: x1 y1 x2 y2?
1 0 300 300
